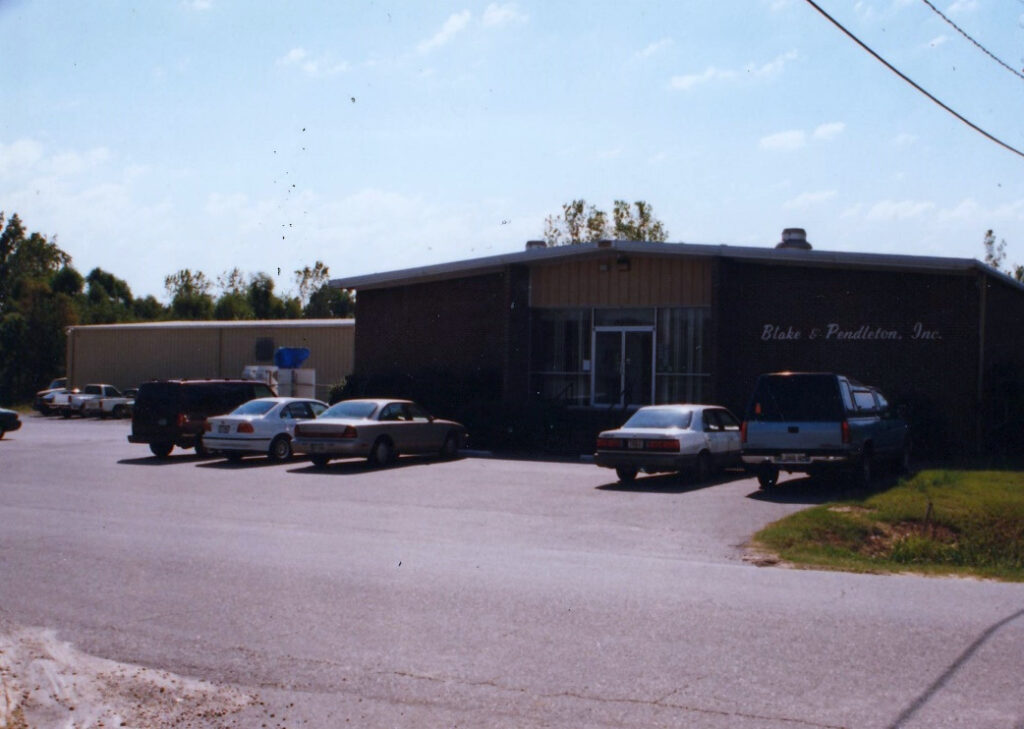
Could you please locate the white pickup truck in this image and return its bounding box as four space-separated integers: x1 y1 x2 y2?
82 387 137 419
52 384 123 417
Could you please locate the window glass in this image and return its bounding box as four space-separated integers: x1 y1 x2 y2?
310 402 327 417
532 309 591 373
233 399 275 416
323 401 377 419
623 408 692 429
594 308 655 326
379 403 405 421
853 390 877 412
717 410 741 430
746 375 845 422
406 403 432 421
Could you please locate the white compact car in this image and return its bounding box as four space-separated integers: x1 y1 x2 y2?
203 397 328 462
594 403 742 483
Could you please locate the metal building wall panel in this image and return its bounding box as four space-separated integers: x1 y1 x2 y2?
530 256 712 308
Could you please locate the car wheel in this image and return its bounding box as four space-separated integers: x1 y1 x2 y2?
194 439 208 457
695 451 713 482
757 464 778 490
311 455 331 468
149 442 173 458
439 433 460 460
268 435 292 462
0 429 5 440
896 440 912 475
113 404 128 419
369 438 394 467
615 466 637 484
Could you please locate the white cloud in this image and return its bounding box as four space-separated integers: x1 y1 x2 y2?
482 3 527 28
784 190 838 209
669 66 736 90
946 0 978 15
745 50 797 78
276 47 348 77
864 199 935 221
418 11 472 53
0 139 45 177
670 50 795 91
760 130 806 151
813 122 845 141
636 38 672 60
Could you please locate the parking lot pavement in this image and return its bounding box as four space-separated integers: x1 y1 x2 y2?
3 415 1024 729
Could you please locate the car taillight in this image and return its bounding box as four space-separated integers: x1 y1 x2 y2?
842 420 851 444
203 422 212 432
338 426 358 439
238 422 254 433
596 437 622 449
741 421 748 444
646 439 680 451
177 413 189 427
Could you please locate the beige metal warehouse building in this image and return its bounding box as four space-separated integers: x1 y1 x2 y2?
66 319 354 400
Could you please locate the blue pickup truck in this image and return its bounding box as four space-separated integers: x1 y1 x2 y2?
741 372 910 489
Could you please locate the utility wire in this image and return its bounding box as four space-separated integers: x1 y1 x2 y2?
802 0 1024 160
919 0 1024 83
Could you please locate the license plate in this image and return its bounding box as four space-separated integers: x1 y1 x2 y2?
218 424 230 433
628 439 644 450
780 453 808 462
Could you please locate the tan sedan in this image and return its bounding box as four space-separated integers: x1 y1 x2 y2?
292 398 468 468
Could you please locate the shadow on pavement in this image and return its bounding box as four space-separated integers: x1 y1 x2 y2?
596 469 748 494
287 454 465 475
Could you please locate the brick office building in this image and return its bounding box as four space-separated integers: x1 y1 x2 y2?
333 230 1024 457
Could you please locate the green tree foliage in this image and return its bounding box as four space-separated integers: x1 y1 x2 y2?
82 267 134 323
165 269 215 320
0 212 80 400
294 261 354 317
543 199 668 245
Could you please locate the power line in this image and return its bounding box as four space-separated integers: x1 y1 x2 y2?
802 0 1024 160
919 0 1024 83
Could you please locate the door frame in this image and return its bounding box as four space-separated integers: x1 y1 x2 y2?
591 326 656 407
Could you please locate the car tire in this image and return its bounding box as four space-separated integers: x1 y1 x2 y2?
695 451 713 482
757 464 778 490
615 466 637 484
439 433 460 460
113 404 128 419
194 439 208 457
310 455 331 468
268 435 292 462
149 442 173 459
0 429 5 440
369 438 394 467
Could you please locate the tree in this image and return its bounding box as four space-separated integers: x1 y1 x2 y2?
294 261 331 308
983 229 1024 283
305 284 355 318
1 212 71 313
214 268 254 320
543 199 668 245
165 269 214 320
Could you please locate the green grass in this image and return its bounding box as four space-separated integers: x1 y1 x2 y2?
753 470 1024 581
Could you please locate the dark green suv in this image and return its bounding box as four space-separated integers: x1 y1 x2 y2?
129 379 275 458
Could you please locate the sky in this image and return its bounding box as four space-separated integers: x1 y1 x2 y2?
2 0 1024 302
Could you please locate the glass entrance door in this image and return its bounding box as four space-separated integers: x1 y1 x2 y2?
592 328 654 407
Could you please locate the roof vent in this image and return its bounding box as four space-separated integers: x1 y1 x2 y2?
525 240 547 250
776 228 811 250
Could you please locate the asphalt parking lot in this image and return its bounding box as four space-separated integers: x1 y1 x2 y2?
2 415 1023 728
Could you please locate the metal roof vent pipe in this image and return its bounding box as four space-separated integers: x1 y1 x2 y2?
525 240 547 250
776 227 812 250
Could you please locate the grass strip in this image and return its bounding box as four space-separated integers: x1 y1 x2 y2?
753 470 1024 581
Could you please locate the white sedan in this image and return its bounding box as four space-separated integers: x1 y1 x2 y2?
203 397 328 462
593 404 742 483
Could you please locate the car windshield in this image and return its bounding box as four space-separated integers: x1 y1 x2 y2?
231 400 276 416
322 401 378 419
622 409 692 429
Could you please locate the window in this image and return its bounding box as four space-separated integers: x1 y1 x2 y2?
656 307 710 403
531 309 591 405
